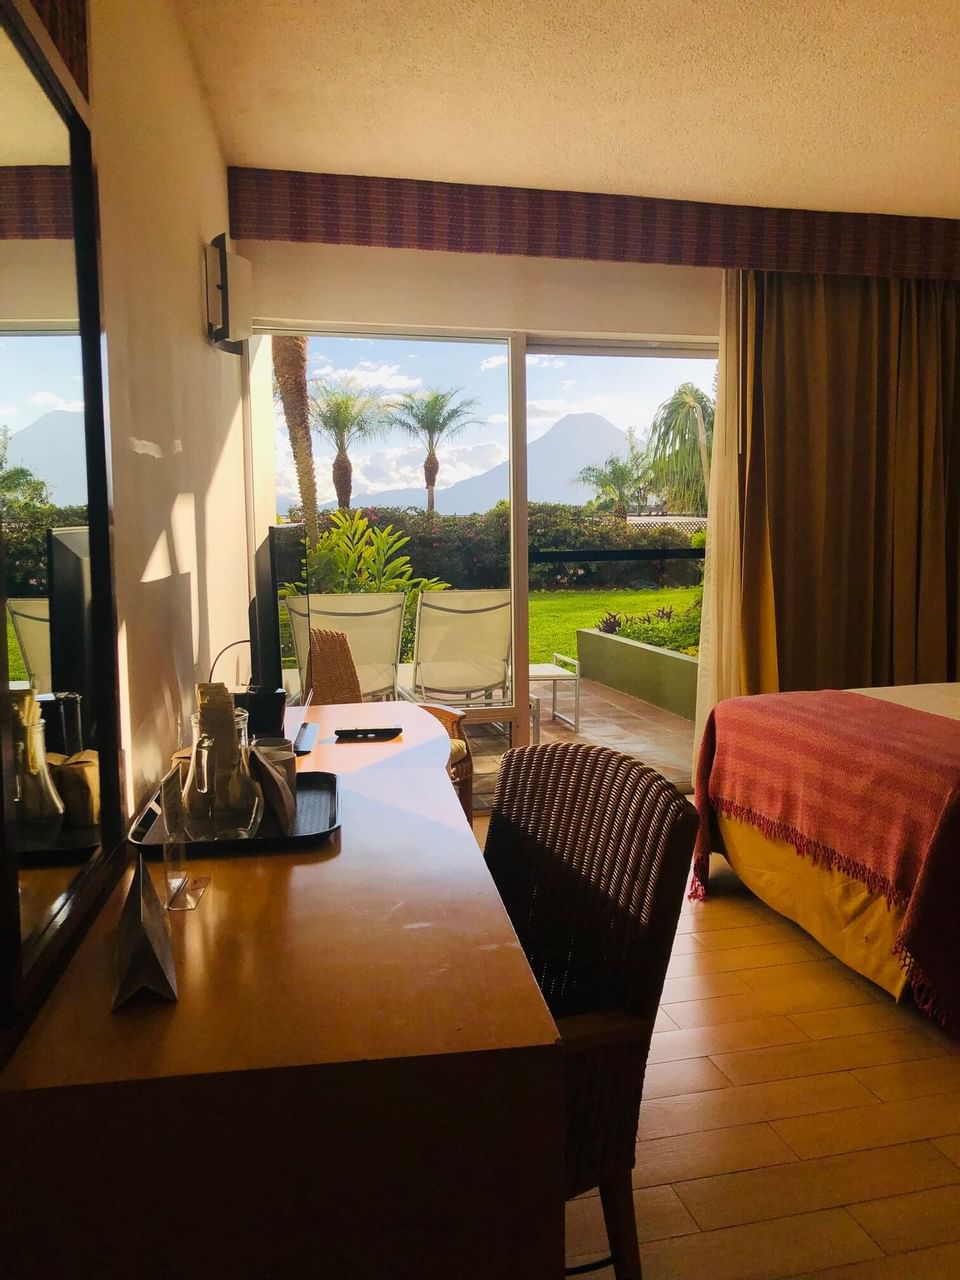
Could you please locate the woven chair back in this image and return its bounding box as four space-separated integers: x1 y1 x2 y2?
286 593 404 698
485 741 696 1020
305 629 362 705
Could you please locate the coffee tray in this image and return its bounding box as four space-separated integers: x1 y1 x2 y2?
128 770 340 856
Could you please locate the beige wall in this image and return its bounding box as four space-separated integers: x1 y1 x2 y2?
91 0 249 805
0 240 77 328
239 241 721 341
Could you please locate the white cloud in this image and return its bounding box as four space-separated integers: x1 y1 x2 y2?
309 360 422 391
29 391 84 412
526 354 567 368
273 423 508 511
0 405 18 416
486 413 508 424
350 438 507 496
480 354 508 371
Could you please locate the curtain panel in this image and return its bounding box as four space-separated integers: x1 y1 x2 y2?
738 272 960 693
694 271 744 760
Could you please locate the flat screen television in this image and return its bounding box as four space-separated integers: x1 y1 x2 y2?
47 526 94 744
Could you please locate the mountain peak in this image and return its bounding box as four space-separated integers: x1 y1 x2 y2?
536 412 626 449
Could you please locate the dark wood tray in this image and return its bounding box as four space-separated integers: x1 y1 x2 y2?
128 771 340 856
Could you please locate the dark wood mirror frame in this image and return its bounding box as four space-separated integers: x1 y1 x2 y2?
0 0 125 1063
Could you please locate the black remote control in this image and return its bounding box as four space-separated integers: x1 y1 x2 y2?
334 726 403 742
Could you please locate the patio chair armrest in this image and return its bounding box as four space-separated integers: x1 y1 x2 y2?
555 1009 653 1054
551 652 580 673
419 703 467 738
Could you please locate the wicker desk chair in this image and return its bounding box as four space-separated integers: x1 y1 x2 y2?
305 628 474 821
483 743 697 1279
305 629 363 704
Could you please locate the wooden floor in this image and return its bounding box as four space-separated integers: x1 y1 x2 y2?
472 818 960 1280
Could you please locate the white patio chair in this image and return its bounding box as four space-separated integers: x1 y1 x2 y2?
285 593 404 701
398 589 512 706
7 597 52 693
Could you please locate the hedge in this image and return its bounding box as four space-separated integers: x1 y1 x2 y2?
273 502 700 592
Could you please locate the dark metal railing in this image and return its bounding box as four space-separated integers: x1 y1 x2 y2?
528 547 704 564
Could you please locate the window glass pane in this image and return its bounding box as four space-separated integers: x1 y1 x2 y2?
264 334 514 734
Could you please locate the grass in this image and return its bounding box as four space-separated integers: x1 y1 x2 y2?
528 587 700 663
7 616 27 681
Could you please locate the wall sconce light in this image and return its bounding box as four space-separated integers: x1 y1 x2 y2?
204 232 253 354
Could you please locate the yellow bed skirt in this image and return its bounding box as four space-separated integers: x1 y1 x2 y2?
716 813 908 999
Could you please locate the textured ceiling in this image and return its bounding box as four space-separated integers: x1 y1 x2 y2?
175 0 960 219
0 30 69 165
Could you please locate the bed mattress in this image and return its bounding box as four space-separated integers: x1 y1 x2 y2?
716 683 960 998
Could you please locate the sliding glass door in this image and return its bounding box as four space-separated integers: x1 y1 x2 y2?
524 341 716 789
246 329 531 764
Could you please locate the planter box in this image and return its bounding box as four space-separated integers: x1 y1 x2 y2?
576 629 698 720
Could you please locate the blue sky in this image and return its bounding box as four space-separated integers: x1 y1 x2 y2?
0 334 84 434
276 336 717 508
0 332 717 507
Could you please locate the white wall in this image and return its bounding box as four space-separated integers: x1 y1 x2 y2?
239 241 721 341
90 0 249 805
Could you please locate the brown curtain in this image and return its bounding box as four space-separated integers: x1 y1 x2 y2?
739 272 960 693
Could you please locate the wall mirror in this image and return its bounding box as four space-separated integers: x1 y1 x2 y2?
0 3 123 1051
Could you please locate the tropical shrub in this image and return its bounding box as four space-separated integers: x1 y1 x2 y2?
3 501 89 596
299 510 447 595
283 510 448 661
597 590 703 656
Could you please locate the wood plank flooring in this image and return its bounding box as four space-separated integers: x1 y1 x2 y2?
471 818 960 1279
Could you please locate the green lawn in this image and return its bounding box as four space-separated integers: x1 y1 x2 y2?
7 616 27 681
528 587 700 663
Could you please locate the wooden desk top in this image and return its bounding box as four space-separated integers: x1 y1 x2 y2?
1 702 557 1092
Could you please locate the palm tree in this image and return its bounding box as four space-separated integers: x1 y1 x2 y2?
577 453 637 519
387 387 481 512
272 337 319 543
647 382 715 515
309 379 390 509
625 426 655 513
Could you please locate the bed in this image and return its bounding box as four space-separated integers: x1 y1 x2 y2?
694 683 960 1024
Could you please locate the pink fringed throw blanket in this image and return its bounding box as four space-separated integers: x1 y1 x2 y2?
692 690 960 1031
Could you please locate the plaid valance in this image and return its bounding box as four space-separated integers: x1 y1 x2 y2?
0 166 73 239
228 167 960 281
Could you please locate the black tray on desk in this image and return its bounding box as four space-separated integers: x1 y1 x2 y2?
128 770 340 856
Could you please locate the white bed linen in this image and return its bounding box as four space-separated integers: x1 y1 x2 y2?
851 682 960 722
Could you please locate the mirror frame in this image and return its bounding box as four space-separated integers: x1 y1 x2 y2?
0 0 125 1060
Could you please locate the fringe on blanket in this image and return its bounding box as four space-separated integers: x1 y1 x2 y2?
893 940 960 1036
690 795 906 909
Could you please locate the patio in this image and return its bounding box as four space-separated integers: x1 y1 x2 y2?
468 677 695 811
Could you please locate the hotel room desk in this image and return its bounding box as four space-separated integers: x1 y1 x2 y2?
0 702 564 1279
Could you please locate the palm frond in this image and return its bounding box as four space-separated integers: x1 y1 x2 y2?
386 387 482 450
648 382 715 515
308 377 392 452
